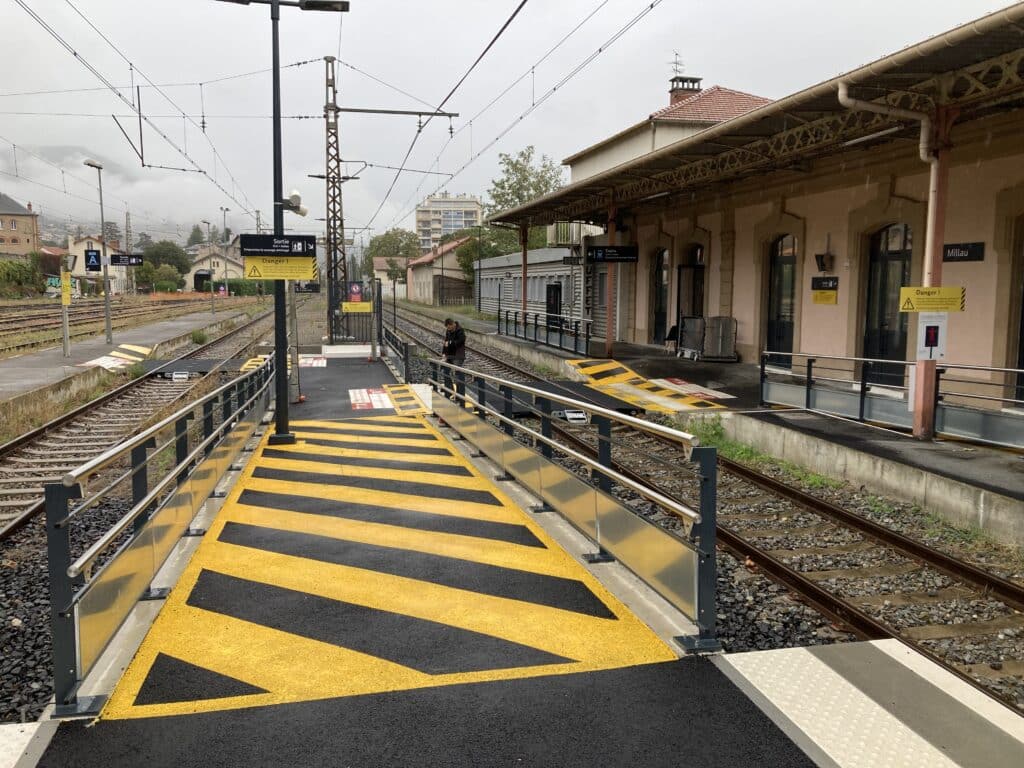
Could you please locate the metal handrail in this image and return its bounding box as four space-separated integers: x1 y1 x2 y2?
63 357 272 487
763 350 1024 378
432 371 700 525
438 360 698 455
66 372 272 582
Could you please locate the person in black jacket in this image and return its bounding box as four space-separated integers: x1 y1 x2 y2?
441 318 466 399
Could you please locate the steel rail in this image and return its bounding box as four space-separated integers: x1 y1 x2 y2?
0 308 274 541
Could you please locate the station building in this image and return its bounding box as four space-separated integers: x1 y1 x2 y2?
489 7 1024 423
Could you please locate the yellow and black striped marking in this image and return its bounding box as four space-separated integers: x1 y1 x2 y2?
109 343 152 364
567 358 724 413
241 354 290 373
384 384 428 415
102 415 673 719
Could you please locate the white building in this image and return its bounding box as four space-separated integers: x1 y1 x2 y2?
415 193 482 252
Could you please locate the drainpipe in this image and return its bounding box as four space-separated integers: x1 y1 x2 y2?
837 82 951 439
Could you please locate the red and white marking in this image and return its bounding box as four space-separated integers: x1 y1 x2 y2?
653 378 735 400
299 355 327 368
349 387 393 410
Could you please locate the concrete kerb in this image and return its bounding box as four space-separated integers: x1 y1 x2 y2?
683 411 1024 548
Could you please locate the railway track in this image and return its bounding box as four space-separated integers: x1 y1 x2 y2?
0 298 258 356
0 309 274 540
389 308 1024 712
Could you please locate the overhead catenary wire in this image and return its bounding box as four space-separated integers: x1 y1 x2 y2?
364 0 530 231
383 0 611 231
63 0 258 217
383 0 665 232
12 0 256 220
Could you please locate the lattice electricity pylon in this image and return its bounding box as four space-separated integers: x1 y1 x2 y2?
324 56 347 342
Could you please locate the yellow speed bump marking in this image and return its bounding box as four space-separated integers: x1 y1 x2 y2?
102 416 674 720
568 358 724 413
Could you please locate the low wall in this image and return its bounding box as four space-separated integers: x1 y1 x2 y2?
682 412 1024 547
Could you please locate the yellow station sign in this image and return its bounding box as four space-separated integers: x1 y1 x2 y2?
812 290 837 305
244 256 316 281
342 301 373 313
60 270 72 306
899 286 965 313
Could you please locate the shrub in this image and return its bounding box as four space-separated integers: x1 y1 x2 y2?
191 330 208 345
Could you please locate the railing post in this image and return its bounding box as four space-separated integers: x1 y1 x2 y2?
558 317 564 351
585 320 591 356
500 384 515 436
455 367 466 404
221 383 233 426
574 320 580 354
859 361 871 421
536 396 553 459
46 482 101 716
203 399 215 455
429 360 438 394
677 446 722 654
593 415 612 493
759 353 767 406
476 376 487 419
934 367 945 425
403 341 412 384
533 313 539 343
805 358 815 410
131 437 157 533
175 413 193 485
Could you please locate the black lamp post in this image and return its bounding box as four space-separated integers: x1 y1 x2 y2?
216 0 350 446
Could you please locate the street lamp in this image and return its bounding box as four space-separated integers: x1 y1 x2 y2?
83 159 112 343
220 206 231 297
202 219 214 314
215 0 350 446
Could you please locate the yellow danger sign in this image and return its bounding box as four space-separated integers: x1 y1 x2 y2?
60 270 72 306
812 290 837 305
243 256 316 281
342 301 373 313
899 286 965 312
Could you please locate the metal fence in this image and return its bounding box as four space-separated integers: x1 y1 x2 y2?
498 310 593 355
761 351 1024 448
44 358 274 716
428 360 720 653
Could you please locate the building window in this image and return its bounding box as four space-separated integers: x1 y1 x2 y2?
11 238 19 244
0 238 5 243
9 220 16 230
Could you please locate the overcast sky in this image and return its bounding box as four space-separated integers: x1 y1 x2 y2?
0 0 1016 246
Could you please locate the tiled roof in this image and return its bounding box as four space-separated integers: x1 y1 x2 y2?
649 85 772 122
0 192 32 216
372 256 408 271
407 237 470 268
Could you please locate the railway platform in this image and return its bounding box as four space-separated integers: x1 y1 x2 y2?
405 304 1024 546
0 308 253 403
8 354 1023 767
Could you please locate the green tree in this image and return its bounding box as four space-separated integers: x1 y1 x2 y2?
223 227 233 243
186 225 205 247
135 261 156 291
136 232 154 250
385 258 405 282
363 228 419 277
485 146 564 217
153 264 183 291
144 240 191 275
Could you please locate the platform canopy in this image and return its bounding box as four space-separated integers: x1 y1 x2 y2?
488 5 1024 228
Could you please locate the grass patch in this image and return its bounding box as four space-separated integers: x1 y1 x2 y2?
684 414 843 489
190 330 208 345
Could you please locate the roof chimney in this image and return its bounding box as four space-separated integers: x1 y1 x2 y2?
669 75 702 105
26 202 32 212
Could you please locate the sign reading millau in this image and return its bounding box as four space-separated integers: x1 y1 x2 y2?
240 234 317 281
